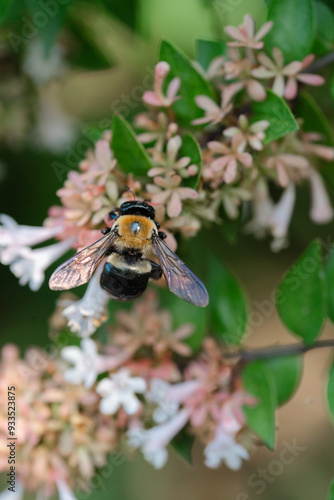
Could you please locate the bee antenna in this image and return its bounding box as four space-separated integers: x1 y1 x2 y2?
124 186 136 200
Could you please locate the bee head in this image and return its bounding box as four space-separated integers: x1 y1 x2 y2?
119 201 155 220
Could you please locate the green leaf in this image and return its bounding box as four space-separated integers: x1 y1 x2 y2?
159 39 215 126
0 0 12 25
327 479 334 500
171 431 194 465
24 0 71 56
328 362 334 421
242 361 277 449
179 133 202 189
295 92 334 144
251 90 299 143
313 1 334 55
208 256 248 345
325 247 334 323
111 114 152 175
276 240 327 344
196 39 226 70
67 13 112 71
264 355 303 406
265 0 316 63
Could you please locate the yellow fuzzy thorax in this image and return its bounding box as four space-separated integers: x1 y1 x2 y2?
114 215 156 251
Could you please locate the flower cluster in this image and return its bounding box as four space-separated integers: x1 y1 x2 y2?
0 293 256 499
0 13 333 499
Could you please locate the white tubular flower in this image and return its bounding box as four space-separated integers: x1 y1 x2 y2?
62 266 109 337
244 179 274 238
61 338 100 389
56 480 78 500
309 169 333 224
127 408 190 469
9 238 75 291
127 428 168 469
22 38 68 84
269 183 296 252
204 426 249 470
0 214 63 264
96 368 146 416
146 379 180 423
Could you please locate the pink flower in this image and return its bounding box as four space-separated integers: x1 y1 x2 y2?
148 174 198 218
224 55 267 101
300 133 334 161
142 62 181 108
225 15 273 49
224 114 270 150
207 135 253 184
284 54 324 100
252 48 302 97
148 135 198 178
265 151 309 187
192 85 237 125
252 49 323 99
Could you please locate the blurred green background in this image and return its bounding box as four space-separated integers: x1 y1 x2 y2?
1 0 334 499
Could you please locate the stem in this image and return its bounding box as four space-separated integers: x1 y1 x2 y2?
225 339 334 362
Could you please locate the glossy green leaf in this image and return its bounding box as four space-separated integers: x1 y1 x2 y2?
313 1 334 55
242 361 277 449
67 13 112 71
24 0 71 56
111 114 152 175
264 355 303 406
327 479 334 500
295 92 334 144
265 0 316 63
0 0 12 25
171 431 194 465
325 247 334 323
276 240 327 344
179 133 202 189
208 256 248 345
251 90 299 143
196 39 226 70
159 39 215 126
328 362 334 420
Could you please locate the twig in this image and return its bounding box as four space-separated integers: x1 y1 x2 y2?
224 339 334 362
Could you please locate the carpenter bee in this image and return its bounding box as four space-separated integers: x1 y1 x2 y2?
49 201 209 307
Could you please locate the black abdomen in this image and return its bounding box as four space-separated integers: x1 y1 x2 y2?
100 262 149 300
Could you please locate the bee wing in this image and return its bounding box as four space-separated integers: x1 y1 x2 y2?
49 231 117 291
152 233 209 307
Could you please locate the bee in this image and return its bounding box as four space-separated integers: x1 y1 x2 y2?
49 200 209 307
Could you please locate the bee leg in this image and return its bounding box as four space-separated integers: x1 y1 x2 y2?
149 261 163 280
101 227 111 235
158 231 167 240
